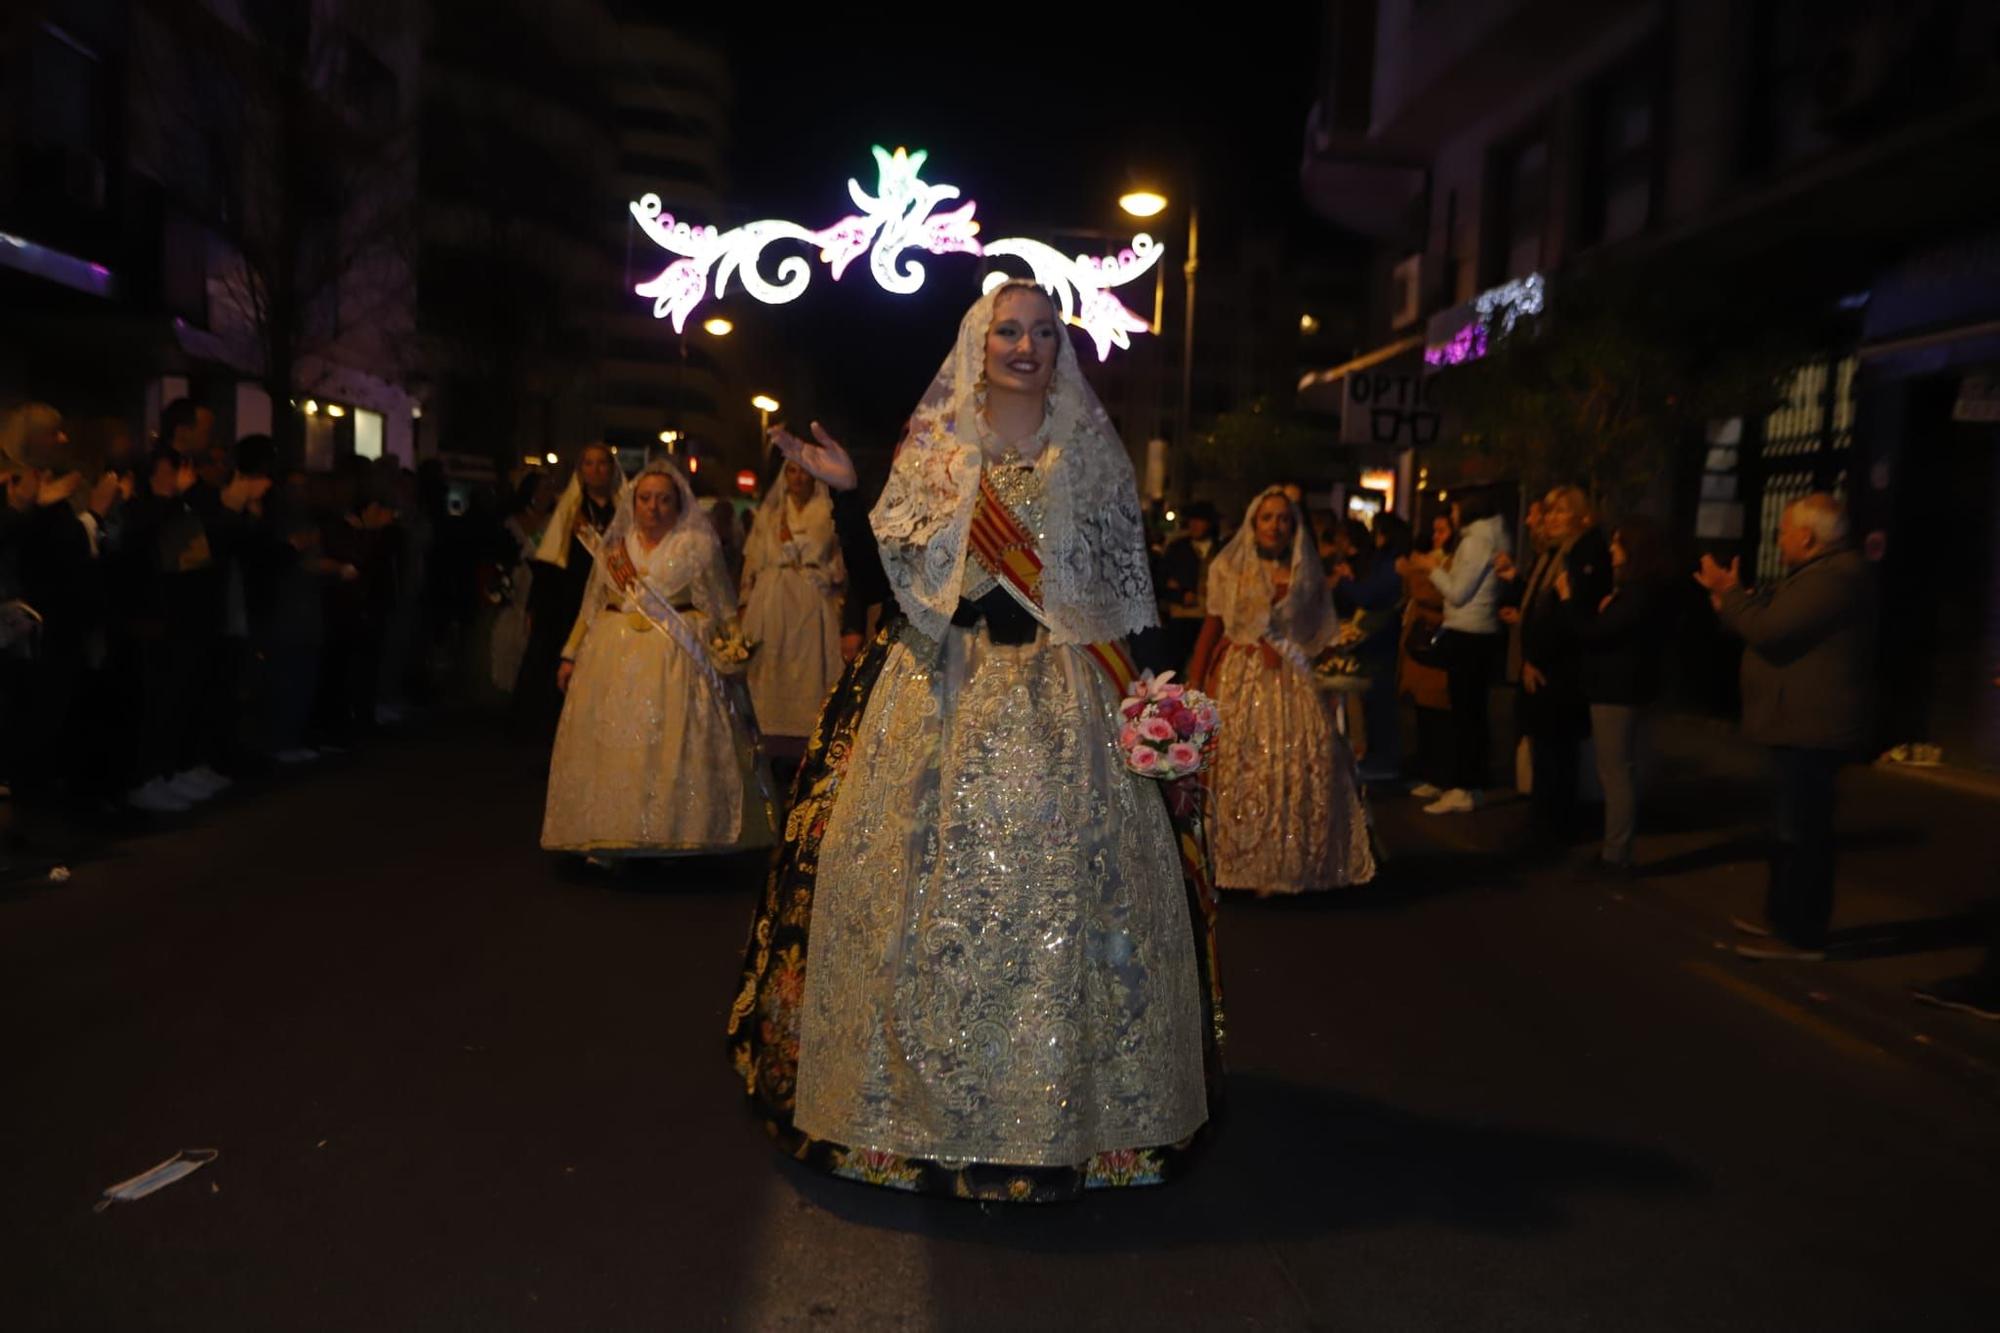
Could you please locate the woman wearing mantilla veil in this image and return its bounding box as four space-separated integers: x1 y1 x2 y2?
541 460 776 858
727 280 1224 1201
1190 487 1377 896
739 459 844 743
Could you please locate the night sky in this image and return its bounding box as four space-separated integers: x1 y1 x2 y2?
656 4 1326 460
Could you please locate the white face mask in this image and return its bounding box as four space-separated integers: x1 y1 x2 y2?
96 1149 220 1211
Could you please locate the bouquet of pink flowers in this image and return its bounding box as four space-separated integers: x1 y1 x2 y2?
1118 670 1221 780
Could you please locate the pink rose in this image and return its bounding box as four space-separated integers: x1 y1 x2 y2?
1119 724 1139 749
1128 745 1160 772
1166 741 1201 770
1140 717 1176 744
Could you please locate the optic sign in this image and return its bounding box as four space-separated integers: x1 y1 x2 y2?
1342 368 1442 448
629 146 1164 360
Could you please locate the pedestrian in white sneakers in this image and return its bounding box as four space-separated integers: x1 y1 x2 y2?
1423 490 1508 814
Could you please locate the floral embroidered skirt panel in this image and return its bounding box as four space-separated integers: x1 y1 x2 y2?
729 623 1226 1200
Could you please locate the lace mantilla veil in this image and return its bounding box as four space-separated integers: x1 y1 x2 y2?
590 459 735 622
869 280 1160 646
747 467 836 576
1206 485 1337 656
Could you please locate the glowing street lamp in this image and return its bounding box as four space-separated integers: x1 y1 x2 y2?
750 394 780 414
326 403 347 418
702 316 734 336
659 429 680 448
1118 190 1168 219
545 451 559 465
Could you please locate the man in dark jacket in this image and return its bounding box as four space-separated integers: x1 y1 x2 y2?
1698 493 1877 960
1157 501 1220 671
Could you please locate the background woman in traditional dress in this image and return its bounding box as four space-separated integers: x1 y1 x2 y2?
511 444 622 741
739 460 843 743
1190 487 1376 896
541 461 774 859
728 281 1220 1201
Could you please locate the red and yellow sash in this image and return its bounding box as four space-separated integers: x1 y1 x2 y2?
966 473 1138 696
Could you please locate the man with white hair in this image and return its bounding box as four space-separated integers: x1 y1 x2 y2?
1696 492 1876 961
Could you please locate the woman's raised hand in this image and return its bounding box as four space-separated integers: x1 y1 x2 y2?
769 420 857 493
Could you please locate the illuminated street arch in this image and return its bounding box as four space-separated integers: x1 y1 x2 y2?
629 146 1164 360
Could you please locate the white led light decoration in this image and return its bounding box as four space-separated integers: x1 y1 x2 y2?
628 146 1163 360
981 234 1162 360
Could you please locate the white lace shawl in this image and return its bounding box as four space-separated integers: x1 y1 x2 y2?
869 281 1159 646
1205 486 1336 657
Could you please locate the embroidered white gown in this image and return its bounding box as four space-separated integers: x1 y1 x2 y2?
541 523 776 856
792 457 1208 1168
740 491 844 738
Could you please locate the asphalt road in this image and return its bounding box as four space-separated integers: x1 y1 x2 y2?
4 721 1995 1331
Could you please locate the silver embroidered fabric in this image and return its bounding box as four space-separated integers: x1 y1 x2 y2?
793 623 1208 1165
1208 645 1377 894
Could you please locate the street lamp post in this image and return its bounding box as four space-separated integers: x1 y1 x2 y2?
751 394 780 468
1121 188 1199 501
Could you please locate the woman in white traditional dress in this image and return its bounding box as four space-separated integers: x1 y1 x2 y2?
541 461 776 858
729 281 1221 1202
739 460 844 740
1190 487 1376 895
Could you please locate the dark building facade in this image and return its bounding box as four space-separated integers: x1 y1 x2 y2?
1303 0 2000 766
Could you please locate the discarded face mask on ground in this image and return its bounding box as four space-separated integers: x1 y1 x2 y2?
95 1149 219 1212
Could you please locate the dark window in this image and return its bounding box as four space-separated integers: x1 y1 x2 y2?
1739 0 1832 173
618 105 713 138
1580 55 1662 247
341 38 400 129
28 25 102 154
1488 130 1550 283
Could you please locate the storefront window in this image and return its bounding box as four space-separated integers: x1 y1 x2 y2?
1755 356 1855 584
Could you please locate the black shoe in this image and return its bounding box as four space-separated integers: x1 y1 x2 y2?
1910 977 2000 1021
1734 937 1827 962
1730 915 1775 938
1573 856 1636 883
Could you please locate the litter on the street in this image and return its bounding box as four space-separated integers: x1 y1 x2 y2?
94 1149 219 1212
